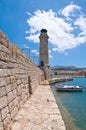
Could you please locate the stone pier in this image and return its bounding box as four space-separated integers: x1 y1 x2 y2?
0 31 66 130
9 84 66 130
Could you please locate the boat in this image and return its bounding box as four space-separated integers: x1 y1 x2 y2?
56 85 83 92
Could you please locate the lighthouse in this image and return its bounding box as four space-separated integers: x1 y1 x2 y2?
39 29 52 80
39 29 49 67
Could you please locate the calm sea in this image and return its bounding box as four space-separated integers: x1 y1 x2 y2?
51 78 86 130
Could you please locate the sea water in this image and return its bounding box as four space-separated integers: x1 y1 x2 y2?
51 78 86 130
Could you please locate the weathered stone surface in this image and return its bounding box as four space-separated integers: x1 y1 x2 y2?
13 89 17 97
0 122 4 130
0 31 43 129
10 76 16 84
13 97 18 106
5 76 11 85
1 106 9 120
3 114 11 129
8 101 15 112
10 85 66 130
21 92 27 103
17 84 22 96
0 69 12 77
0 31 9 48
0 112 1 122
0 61 8 69
10 107 18 119
0 96 7 109
0 44 8 52
0 87 6 98
0 51 9 61
0 78 6 87
11 83 17 91
6 84 12 93
7 91 14 103
16 79 22 85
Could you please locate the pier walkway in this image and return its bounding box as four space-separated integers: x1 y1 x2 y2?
10 84 66 130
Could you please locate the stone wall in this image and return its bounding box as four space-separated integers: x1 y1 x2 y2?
0 31 44 130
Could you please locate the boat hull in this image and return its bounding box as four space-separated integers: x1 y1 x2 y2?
56 86 83 92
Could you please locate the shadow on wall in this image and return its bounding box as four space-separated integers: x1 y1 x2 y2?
28 76 32 94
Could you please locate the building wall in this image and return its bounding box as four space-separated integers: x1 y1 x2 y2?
0 31 44 129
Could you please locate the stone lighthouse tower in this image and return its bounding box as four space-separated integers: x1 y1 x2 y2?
39 29 52 80
39 29 49 67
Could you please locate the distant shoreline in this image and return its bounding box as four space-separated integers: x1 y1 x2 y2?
48 77 73 85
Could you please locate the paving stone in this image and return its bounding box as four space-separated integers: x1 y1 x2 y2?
0 96 7 109
1 106 9 120
10 85 66 130
0 87 6 98
0 122 4 130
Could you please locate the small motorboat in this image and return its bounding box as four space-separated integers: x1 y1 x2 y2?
56 85 83 92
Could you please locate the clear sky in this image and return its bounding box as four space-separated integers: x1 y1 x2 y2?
0 0 86 67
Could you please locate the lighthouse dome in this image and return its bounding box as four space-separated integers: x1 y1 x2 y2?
41 29 47 33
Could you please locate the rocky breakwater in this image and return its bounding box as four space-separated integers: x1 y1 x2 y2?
48 77 73 85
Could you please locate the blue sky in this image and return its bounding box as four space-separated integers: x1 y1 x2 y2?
0 0 86 67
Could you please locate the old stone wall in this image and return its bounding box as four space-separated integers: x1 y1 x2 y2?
0 31 44 130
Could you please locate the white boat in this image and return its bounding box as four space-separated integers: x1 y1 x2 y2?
56 85 83 92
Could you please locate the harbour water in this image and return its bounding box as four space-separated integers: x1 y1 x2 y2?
51 78 86 130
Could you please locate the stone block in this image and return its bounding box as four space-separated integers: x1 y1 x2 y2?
7 91 14 103
0 44 9 54
10 76 16 84
11 83 17 91
0 122 4 130
6 84 11 93
25 84 29 93
0 78 6 87
7 62 15 69
22 92 27 103
0 51 9 62
5 76 11 85
17 84 22 96
3 114 11 129
18 96 23 108
8 101 14 112
16 79 21 85
0 40 8 48
19 100 24 108
13 89 17 98
0 61 8 69
13 97 18 106
0 96 7 109
0 31 9 46
0 69 12 77
10 107 18 119
24 77 28 84
1 106 9 120
0 87 6 98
